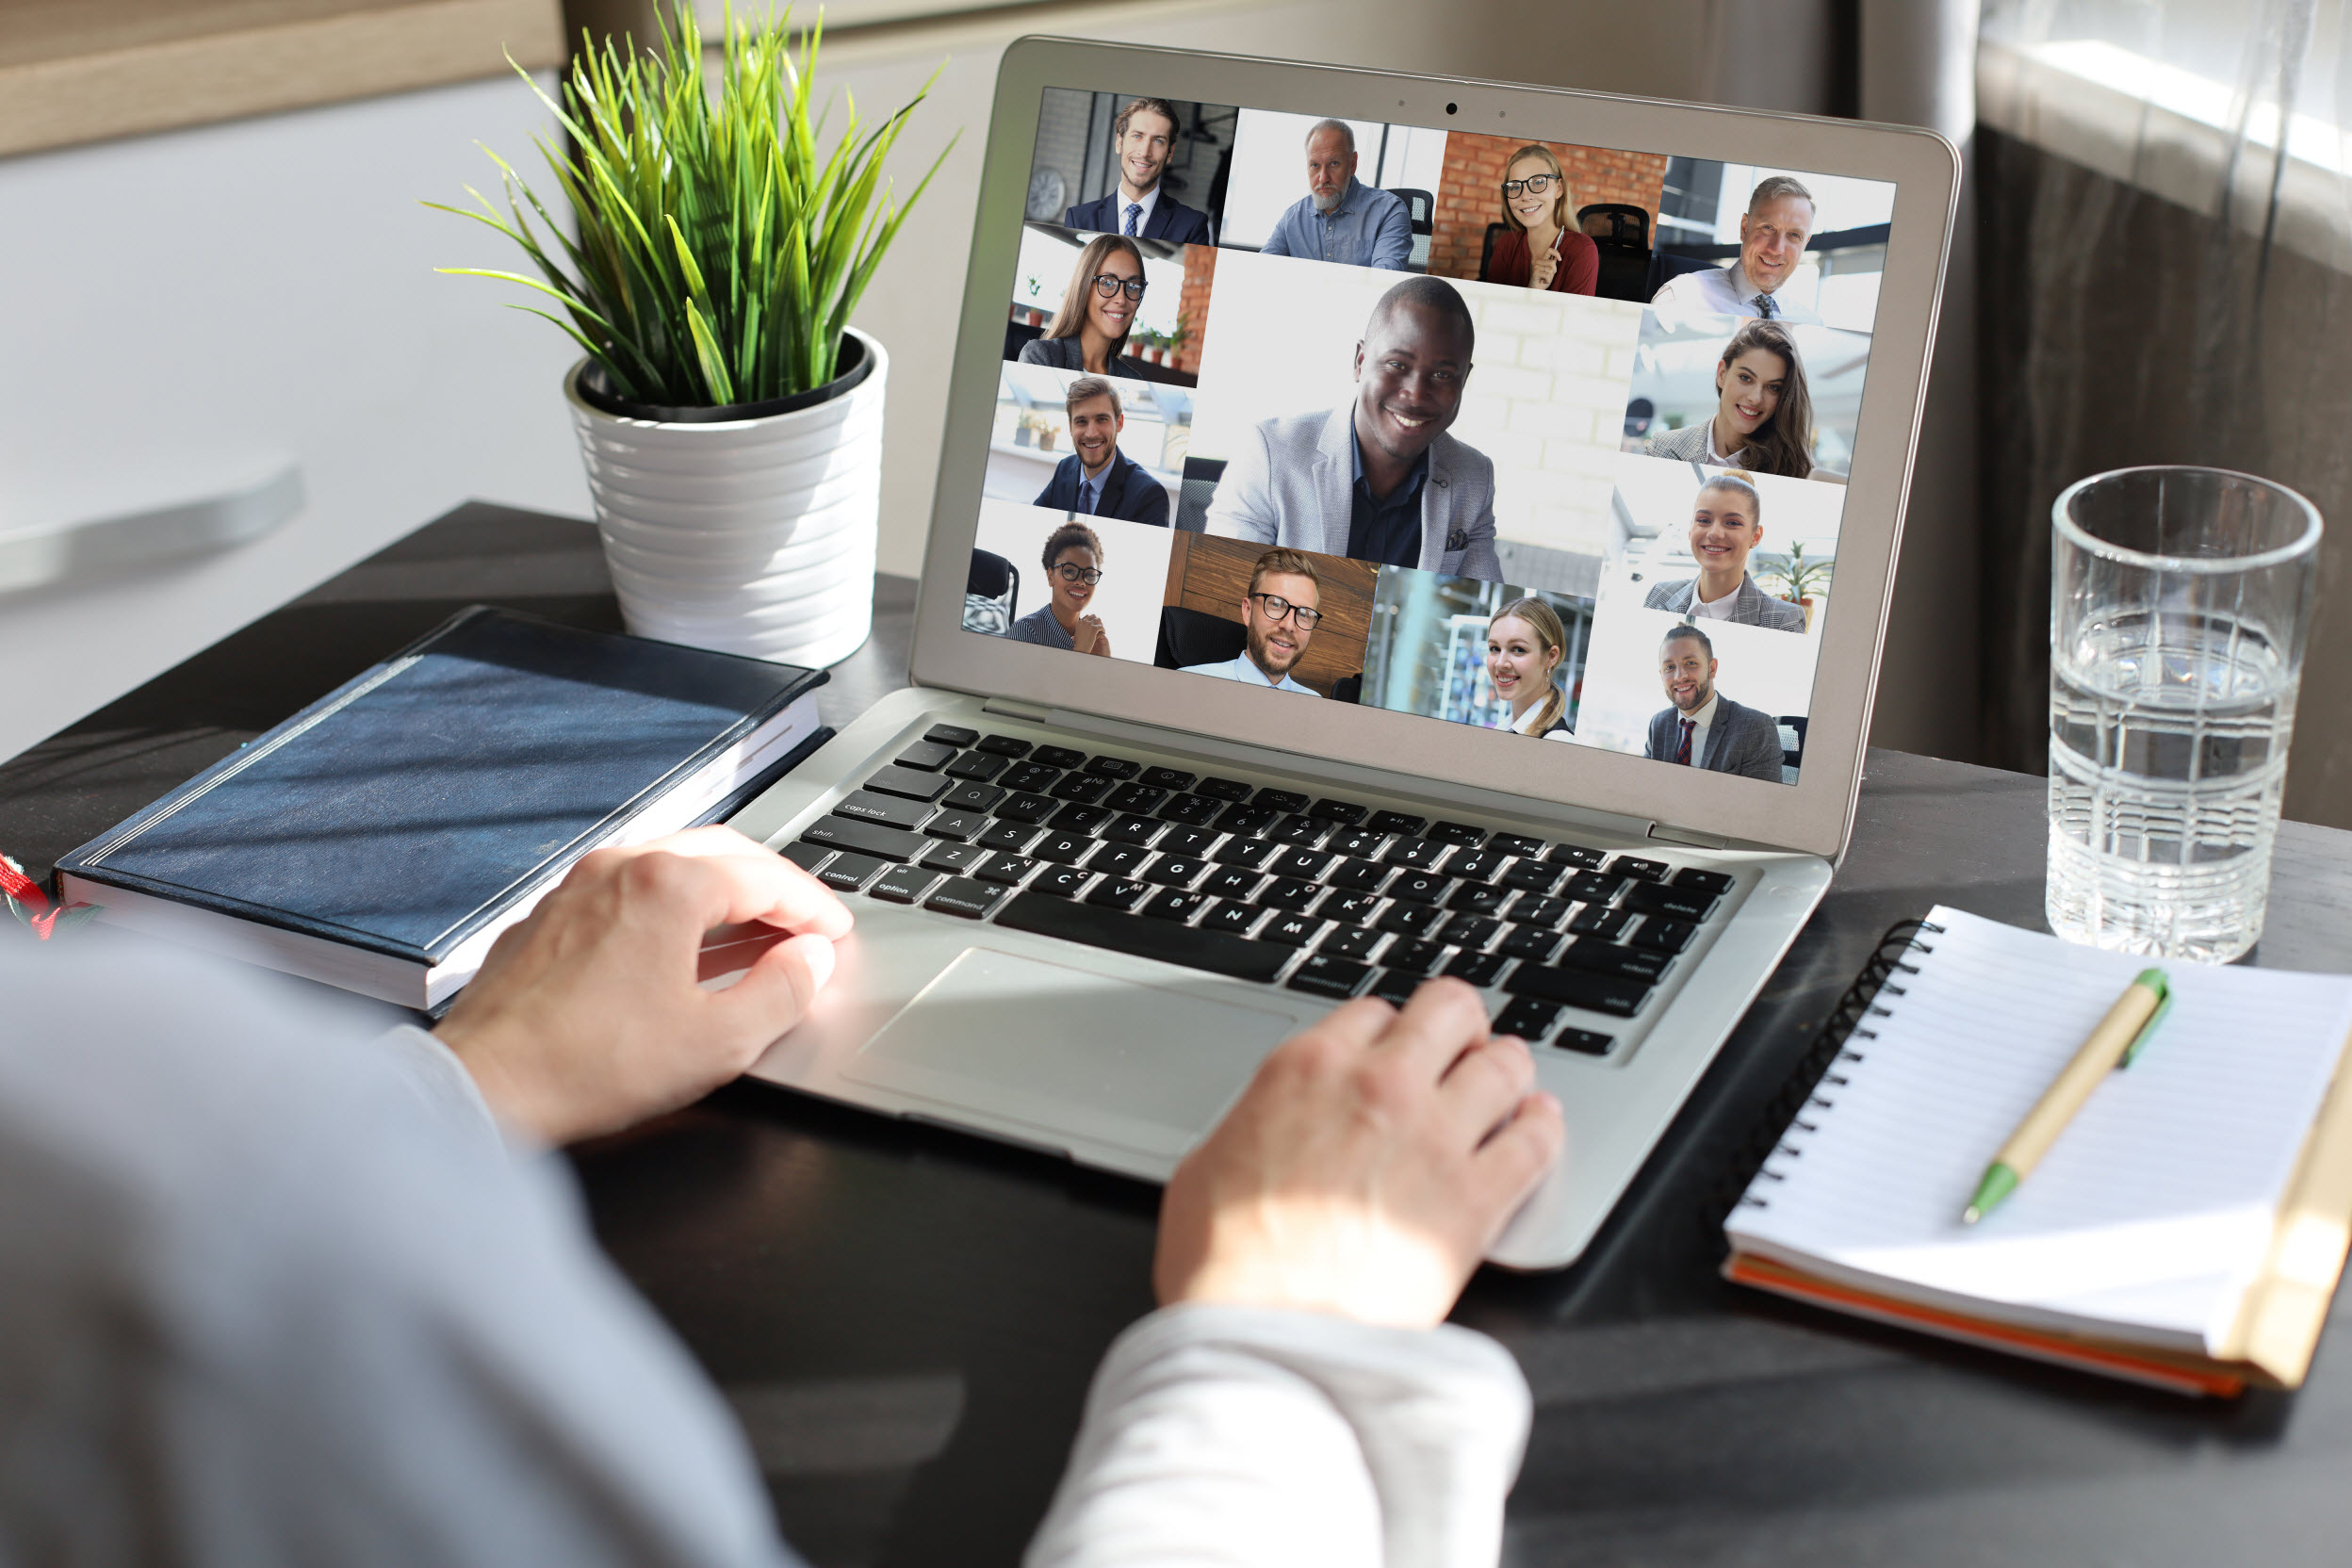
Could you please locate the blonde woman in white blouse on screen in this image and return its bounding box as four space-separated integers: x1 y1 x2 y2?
1485 597 1573 738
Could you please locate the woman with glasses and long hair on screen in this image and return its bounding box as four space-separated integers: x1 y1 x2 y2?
1019 234 1157 380
1484 596 1575 737
1481 144 1597 296
1645 318 1817 479
1006 521 1114 656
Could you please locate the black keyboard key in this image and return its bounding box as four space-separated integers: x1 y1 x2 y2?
1611 856 1670 882
1084 755 1141 779
1158 793 1223 825
1382 939 1446 975
1051 803 1114 834
1032 864 1091 898
1500 858 1560 892
1202 900 1261 935
1446 884 1509 916
1146 856 1208 888
1267 847 1333 880
1368 969 1422 1005
924 723 980 747
1257 912 1322 947
1033 745 1086 769
975 853 1037 886
1504 963 1650 1017
1320 924 1383 961
1493 996 1562 1039
997 891 1288 981
919 841 988 874
1213 838 1282 869
1488 834 1544 859
1377 904 1443 937
1439 914 1501 949
1445 950 1509 987
1545 841 1609 869
1268 815 1331 847
1036 831 1093 865
1564 871 1628 905
802 817 925 863
1625 883 1719 922
1675 867 1736 896
1001 761 1060 792
1086 877 1151 911
1633 918 1698 954
1086 842 1150 877
1050 772 1113 804
1366 810 1428 837
1553 1027 1615 1055
996 792 1058 825
1446 848 1508 883
863 765 948 803
1102 783 1166 814
1559 938 1669 981
1202 866 1264 901
1498 925 1562 962
1217 804 1281 837
871 864 940 904
1141 766 1197 791
944 750 1008 782
1389 872 1450 905
1321 891 1382 926
895 740 956 772
815 850 885 891
923 809 988 841
1259 877 1321 911
1253 788 1310 813
942 781 1006 812
1570 905 1635 939
1509 893 1573 928
778 841 831 874
1327 828 1384 859
1429 820 1486 846
833 789 929 831
1145 888 1212 922
1289 954 1369 998
1157 825 1219 857
1330 858 1388 892
976 733 1032 757
1195 776 1253 801
1384 838 1448 869
1309 799 1369 825
1103 813 1165 847
924 876 1006 919
977 820 1041 853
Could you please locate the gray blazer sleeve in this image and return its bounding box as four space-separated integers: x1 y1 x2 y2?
1202 418 1282 545
1643 424 1712 464
1722 704 1788 780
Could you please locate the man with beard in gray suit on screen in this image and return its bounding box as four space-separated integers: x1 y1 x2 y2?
1643 624 1787 781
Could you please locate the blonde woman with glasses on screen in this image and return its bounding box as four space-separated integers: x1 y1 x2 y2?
1020 233 1157 380
1007 521 1114 655
1644 318 1817 480
1484 597 1575 737
1481 145 1597 296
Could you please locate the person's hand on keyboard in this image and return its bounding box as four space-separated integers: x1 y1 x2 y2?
436 825 853 1145
1152 976 1565 1327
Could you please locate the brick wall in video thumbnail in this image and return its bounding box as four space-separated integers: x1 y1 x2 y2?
1429 139 1670 282
1175 247 1217 377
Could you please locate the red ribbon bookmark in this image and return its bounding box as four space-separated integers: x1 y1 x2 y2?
1 855 95 941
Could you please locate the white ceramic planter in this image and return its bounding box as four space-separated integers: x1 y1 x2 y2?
564 327 887 668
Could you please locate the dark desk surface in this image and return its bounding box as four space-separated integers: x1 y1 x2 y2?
9 502 2352 1567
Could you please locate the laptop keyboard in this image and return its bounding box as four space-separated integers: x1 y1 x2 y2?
779 724 1740 1057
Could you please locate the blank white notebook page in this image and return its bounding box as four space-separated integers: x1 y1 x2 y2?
1727 906 2352 1352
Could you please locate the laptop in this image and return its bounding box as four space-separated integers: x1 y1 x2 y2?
726 39 1959 1268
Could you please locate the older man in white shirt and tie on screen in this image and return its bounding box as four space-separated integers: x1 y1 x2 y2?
1650 174 1822 325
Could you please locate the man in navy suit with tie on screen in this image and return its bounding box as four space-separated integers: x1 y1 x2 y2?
1064 96 1216 245
1033 377 1172 526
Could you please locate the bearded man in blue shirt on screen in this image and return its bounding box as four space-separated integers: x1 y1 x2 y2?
1258 120 1412 270
1181 547 1326 695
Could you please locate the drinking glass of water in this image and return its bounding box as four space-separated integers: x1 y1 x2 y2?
2048 467 2322 962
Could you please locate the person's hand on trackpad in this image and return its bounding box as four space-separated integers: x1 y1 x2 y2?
1152 977 1566 1328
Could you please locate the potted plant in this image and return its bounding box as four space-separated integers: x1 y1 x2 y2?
433 6 950 667
1758 543 1833 632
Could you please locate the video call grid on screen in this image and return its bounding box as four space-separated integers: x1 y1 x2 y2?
958 83 1899 788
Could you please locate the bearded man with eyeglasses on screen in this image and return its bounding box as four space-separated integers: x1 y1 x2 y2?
1178 547 1326 695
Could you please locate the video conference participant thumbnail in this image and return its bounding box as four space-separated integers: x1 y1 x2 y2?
1256 119 1412 271
1484 145 1598 297
1064 96 1215 244
1204 276 1499 580
1019 234 1170 383
1033 376 1170 527
1180 547 1326 695
1643 318 1819 481
1650 174 1821 324
1007 521 1117 656
1645 623 1783 779
1641 469 1803 631
1486 597 1575 737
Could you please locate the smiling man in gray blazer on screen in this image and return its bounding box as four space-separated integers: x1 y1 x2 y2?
1644 623 1786 781
1204 276 1501 581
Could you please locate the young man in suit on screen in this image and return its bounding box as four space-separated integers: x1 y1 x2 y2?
1064 97 1215 245
1032 377 1172 527
1643 624 1786 780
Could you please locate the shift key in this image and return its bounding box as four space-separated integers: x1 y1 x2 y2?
801 815 926 863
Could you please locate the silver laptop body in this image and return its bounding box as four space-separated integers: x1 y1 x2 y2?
729 39 1959 1268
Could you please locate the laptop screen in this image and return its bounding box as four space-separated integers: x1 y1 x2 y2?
957 89 1896 788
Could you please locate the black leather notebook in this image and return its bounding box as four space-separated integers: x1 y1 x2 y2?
57 606 828 1009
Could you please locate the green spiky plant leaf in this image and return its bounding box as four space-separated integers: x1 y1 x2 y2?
430 4 954 407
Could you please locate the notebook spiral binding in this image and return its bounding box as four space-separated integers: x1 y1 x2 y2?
1711 918 1945 1228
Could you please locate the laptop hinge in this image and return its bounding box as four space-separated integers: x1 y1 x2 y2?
981 696 1054 722
1648 823 1732 851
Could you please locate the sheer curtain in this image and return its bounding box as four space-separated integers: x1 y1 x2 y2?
1975 0 2352 827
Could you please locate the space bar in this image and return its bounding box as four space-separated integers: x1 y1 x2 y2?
994 891 1288 982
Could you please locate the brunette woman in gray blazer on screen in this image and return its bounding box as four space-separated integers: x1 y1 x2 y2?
1641 469 1805 632
1018 233 1161 381
1643 318 1818 480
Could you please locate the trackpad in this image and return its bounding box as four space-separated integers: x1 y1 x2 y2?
841 947 1296 1159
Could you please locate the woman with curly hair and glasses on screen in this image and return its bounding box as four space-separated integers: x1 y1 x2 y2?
1644 318 1818 480
1006 520 1114 656
1019 233 1160 381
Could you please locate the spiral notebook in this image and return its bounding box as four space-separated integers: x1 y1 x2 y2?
1724 906 2352 1396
